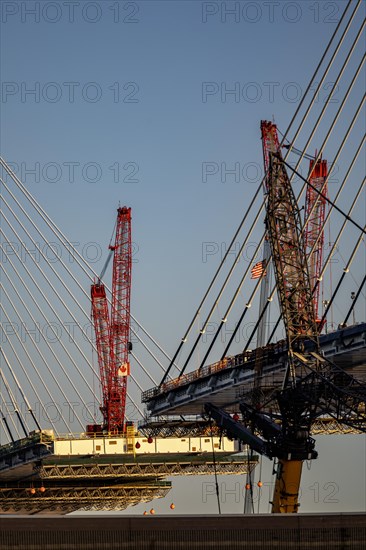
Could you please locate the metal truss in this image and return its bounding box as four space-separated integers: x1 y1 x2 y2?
39 460 255 480
139 416 365 438
138 419 221 438
311 418 364 435
0 484 171 513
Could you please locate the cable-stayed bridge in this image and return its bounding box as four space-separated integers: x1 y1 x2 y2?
0 0 365 514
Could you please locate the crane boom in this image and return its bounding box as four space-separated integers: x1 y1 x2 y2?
262 122 319 361
267 145 319 366
109 206 132 431
90 206 132 433
91 283 111 423
304 158 328 324
262 122 328 327
261 120 280 187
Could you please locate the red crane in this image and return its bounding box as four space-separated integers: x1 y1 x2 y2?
89 206 132 434
304 157 328 325
261 122 328 327
261 120 280 188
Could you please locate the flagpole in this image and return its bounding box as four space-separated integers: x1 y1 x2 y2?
256 238 271 348
244 239 271 515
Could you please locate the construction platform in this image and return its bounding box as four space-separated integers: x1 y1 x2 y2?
0 513 365 549
0 433 256 514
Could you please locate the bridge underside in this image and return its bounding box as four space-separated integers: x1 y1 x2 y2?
139 416 365 438
0 483 172 514
143 324 366 417
0 451 256 514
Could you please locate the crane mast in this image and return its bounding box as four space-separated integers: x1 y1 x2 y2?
90 206 132 433
304 157 328 325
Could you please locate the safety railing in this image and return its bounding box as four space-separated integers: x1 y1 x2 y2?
141 342 290 403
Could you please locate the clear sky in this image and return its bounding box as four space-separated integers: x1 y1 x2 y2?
0 0 365 514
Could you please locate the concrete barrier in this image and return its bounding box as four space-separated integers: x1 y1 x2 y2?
0 513 365 549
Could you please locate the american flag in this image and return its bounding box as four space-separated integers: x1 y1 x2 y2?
251 260 267 279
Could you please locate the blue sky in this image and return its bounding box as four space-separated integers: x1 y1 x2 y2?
1 0 365 514
1 1 364 351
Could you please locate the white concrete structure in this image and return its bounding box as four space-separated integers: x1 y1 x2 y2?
53 434 237 456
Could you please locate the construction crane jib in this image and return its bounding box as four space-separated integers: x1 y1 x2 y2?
261 121 320 380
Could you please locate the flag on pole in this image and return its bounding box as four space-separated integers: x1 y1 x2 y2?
118 362 130 377
251 260 267 279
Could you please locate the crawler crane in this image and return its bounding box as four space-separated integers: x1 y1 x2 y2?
89 206 132 434
205 122 366 513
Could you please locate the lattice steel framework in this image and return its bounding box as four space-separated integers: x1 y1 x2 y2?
91 207 132 432
91 284 111 420
266 136 319 376
39 460 254 480
0 484 170 513
304 158 328 322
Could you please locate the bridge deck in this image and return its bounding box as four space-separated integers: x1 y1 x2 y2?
143 324 366 416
